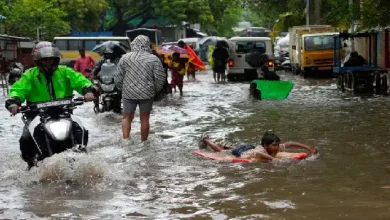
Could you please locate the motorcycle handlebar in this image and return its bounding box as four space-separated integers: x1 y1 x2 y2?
18 97 85 113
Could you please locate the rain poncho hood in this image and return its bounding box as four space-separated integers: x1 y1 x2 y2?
115 35 166 100
130 35 152 53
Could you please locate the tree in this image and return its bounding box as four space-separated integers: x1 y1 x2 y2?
359 0 390 28
54 0 108 31
6 0 70 39
214 6 243 37
245 0 287 28
242 9 263 27
107 0 215 35
204 0 244 35
106 0 152 35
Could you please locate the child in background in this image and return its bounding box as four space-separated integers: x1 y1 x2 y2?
169 52 186 96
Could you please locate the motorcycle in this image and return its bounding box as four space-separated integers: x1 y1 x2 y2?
281 56 291 72
19 97 88 168
93 60 121 113
274 51 290 72
8 62 24 85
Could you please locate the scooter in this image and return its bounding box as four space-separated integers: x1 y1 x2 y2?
8 62 24 85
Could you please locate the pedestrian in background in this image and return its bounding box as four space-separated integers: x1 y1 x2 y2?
74 48 95 78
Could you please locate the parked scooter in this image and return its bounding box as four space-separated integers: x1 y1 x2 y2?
8 62 24 85
274 51 290 72
281 56 291 72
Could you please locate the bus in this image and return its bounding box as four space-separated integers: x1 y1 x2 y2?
53 36 131 66
241 27 271 38
126 28 162 50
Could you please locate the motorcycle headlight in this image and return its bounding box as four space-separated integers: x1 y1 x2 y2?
100 84 116 93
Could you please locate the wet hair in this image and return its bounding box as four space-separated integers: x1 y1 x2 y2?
261 133 280 146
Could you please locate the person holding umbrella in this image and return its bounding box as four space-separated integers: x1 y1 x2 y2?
91 41 126 114
92 41 127 78
212 40 230 83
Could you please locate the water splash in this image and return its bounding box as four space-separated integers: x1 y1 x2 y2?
27 152 108 186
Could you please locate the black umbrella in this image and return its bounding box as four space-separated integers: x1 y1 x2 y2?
93 41 128 56
198 36 229 47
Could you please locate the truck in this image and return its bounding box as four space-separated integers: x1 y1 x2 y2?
289 25 339 77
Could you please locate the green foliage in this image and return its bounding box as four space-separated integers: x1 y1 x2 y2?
242 10 263 27
202 0 243 36
273 12 305 31
6 0 70 39
245 0 286 27
54 0 108 31
360 0 390 28
107 0 214 28
247 0 390 30
213 6 243 37
0 1 10 18
153 0 213 25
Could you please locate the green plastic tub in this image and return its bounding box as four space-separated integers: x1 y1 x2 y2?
250 80 294 100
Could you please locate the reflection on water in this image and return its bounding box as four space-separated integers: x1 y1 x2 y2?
1 71 390 219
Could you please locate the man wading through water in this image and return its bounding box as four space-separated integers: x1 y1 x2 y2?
115 35 166 141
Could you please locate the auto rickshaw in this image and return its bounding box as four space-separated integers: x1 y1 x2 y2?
333 32 388 93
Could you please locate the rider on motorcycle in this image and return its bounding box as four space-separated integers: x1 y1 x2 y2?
91 49 121 78
91 49 122 113
5 41 96 168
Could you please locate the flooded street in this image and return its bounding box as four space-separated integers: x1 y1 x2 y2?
1 70 390 219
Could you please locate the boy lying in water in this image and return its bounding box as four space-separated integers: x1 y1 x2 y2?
199 133 318 161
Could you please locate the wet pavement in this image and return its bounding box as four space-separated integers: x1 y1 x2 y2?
1 71 390 219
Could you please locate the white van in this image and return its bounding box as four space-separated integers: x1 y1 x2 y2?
227 37 274 80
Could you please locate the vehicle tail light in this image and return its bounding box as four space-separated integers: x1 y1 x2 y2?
228 59 234 67
267 60 274 67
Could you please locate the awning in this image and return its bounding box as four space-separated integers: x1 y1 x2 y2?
0 34 32 42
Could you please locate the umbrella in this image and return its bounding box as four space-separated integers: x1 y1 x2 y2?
198 36 228 47
156 45 189 59
168 45 189 55
93 41 128 56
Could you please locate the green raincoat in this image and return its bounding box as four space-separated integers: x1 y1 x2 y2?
9 66 93 103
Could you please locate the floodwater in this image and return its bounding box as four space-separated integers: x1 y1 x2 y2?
1 71 390 219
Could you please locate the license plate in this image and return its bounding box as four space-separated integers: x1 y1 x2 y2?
318 66 331 70
36 99 72 109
